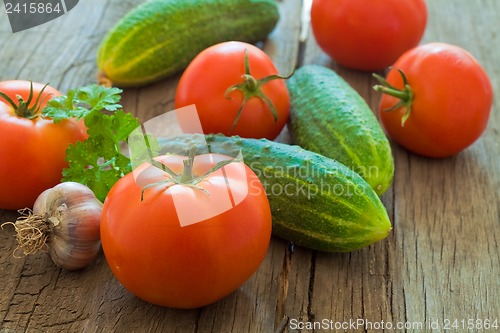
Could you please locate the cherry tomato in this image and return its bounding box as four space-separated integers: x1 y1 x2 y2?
374 43 493 158
175 41 290 140
0 80 87 210
311 0 427 71
100 152 272 308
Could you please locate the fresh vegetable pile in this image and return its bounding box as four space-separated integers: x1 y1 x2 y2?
1 0 493 310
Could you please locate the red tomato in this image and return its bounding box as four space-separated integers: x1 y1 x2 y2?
311 0 427 71
375 43 493 158
175 41 290 140
0 80 87 210
100 153 272 309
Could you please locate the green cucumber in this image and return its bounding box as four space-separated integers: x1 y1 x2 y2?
97 0 279 87
287 65 394 196
159 134 391 252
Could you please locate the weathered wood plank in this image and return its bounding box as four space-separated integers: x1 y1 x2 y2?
393 0 500 329
0 2 142 331
0 0 303 332
0 0 138 91
300 1 500 332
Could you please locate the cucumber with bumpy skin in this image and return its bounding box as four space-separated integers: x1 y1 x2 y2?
97 0 279 87
287 65 394 195
159 134 392 252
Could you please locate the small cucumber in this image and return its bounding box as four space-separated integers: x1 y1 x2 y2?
160 134 392 252
97 0 279 87
287 65 394 195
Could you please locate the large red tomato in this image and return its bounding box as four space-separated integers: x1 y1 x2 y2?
0 81 87 210
374 43 493 158
311 0 427 71
100 153 272 308
175 41 290 140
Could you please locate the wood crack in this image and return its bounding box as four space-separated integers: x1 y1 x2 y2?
306 251 316 323
274 243 292 331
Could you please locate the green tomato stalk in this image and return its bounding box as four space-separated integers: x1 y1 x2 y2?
140 145 242 200
224 50 293 132
0 81 50 119
373 69 414 126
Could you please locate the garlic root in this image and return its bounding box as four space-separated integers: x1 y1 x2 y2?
3 209 50 256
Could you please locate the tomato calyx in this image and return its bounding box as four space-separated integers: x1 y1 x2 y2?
140 146 242 200
224 50 292 132
0 82 51 120
373 69 414 126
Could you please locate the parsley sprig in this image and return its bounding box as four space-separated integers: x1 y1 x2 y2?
42 85 139 202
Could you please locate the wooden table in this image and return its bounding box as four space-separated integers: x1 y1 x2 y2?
1 1 499 332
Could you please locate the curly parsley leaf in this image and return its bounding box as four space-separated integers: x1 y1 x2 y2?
73 85 123 112
42 84 140 202
42 85 123 123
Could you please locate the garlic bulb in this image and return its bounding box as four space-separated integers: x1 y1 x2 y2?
8 182 102 270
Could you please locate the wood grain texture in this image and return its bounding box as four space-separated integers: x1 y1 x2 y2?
1 0 499 332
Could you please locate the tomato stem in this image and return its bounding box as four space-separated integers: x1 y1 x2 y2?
242 74 259 92
373 69 414 126
0 82 51 120
179 146 197 183
224 50 293 133
140 145 243 201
